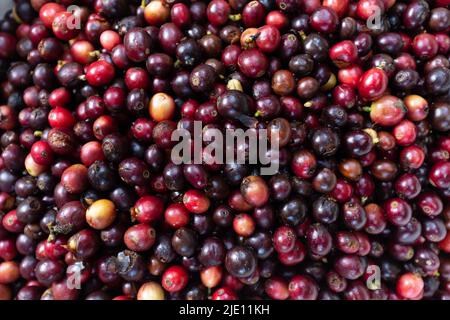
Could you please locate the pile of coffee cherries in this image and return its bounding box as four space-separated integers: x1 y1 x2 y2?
0 0 449 300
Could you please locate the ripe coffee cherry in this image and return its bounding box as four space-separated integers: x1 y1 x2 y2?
291 150 317 179
265 276 289 300
144 0 170 26
162 265 188 292
310 7 339 34
288 275 319 300
52 11 80 41
0 0 449 302
428 161 450 189
396 273 424 299
212 287 238 300
370 95 406 126
48 107 75 129
233 214 255 237
338 65 363 88
86 60 115 87
358 68 388 101
393 120 417 146
183 190 210 214
100 30 121 52
240 176 269 208
384 198 412 227
404 95 429 121
329 40 358 68
164 203 190 228
61 164 89 194
256 25 281 53
131 196 164 224
30 141 54 166
124 28 152 62
39 3 65 29
207 0 231 26
356 0 384 20
124 224 156 252
238 49 269 78
243 1 266 27
273 226 296 253
412 33 438 60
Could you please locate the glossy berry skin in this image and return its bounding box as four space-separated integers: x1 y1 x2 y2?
291 150 317 179
61 164 89 194
124 28 152 62
86 61 115 87
0 0 448 302
412 33 438 60
131 196 164 224
52 11 80 41
238 49 269 78
356 0 384 20
334 255 365 280
397 273 424 299
164 203 190 228
161 265 188 292
124 224 156 252
183 190 210 214
86 199 116 230
273 226 296 253
39 3 65 29
149 93 175 122
207 0 231 26
137 282 165 300
384 198 412 227
329 40 358 68
310 7 339 34
212 287 238 300
400 145 425 170
233 214 255 237
306 224 332 256
370 95 406 126
278 240 306 266
288 275 318 300
256 25 281 53
144 0 170 26
243 1 266 27
358 68 388 101
338 65 363 88
394 173 421 200
265 276 289 300
404 95 428 121
417 192 443 218
30 141 54 166
393 120 417 146
330 179 353 203
171 3 191 28
48 107 75 129
323 0 350 18
428 161 450 189
125 68 150 90
240 176 269 208
225 246 257 278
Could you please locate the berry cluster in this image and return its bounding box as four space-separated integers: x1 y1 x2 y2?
0 0 448 300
